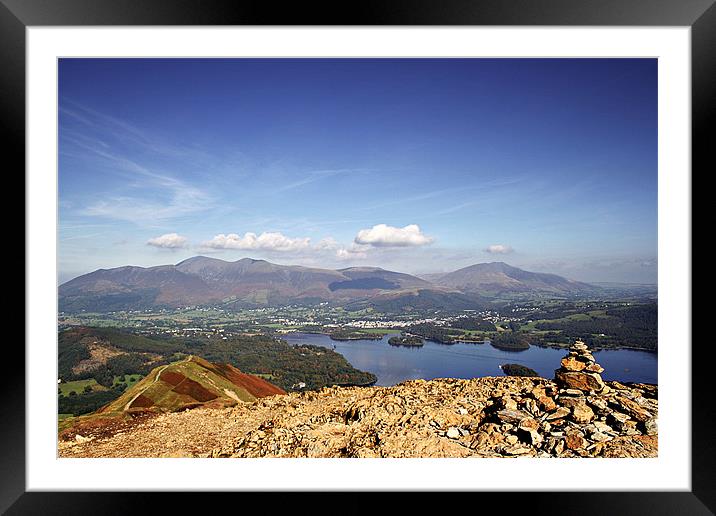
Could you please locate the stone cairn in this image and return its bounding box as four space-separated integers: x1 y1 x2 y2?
554 339 607 394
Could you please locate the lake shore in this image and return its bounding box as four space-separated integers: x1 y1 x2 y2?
282 332 658 387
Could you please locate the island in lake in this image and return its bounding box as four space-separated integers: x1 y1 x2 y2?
500 363 540 377
329 330 384 341
388 335 424 347
489 334 531 351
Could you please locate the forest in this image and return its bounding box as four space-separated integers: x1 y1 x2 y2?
407 323 459 343
489 333 531 350
450 317 497 331
532 303 657 350
58 326 377 408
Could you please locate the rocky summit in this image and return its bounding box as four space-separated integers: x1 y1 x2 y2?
59 341 658 458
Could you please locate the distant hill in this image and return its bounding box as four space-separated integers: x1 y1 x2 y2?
59 257 600 312
427 262 596 297
346 288 484 312
59 256 451 312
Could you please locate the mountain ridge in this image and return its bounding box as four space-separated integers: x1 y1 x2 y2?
59 257 597 312
428 261 595 295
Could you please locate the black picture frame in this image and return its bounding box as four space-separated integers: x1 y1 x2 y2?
5 0 708 513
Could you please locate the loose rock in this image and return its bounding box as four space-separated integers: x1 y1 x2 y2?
58 340 658 459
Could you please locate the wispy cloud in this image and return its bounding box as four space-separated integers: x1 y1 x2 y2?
81 174 210 226
484 244 514 254
61 99 188 157
273 168 379 193
59 232 105 242
61 103 213 226
358 187 462 212
336 243 370 260
358 176 527 213
433 200 481 216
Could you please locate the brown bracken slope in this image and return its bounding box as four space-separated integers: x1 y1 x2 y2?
59 356 285 441
59 375 657 459
59 342 657 459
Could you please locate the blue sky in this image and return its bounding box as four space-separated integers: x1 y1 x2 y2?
58 58 657 284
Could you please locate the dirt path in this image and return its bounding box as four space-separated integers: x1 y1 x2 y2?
122 362 175 411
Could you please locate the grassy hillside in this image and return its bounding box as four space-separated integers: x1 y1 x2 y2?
99 355 285 415
58 326 377 418
59 356 286 435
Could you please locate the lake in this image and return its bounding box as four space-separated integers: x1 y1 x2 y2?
282 332 658 387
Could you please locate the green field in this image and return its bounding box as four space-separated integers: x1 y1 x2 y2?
58 378 107 397
460 329 491 337
357 328 396 335
519 310 608 331
59 325 378 398
111 374 143 388
58 374 143 397
252 373 277 380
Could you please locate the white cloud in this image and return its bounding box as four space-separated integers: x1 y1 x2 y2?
354 224 433 248
147 233 188 249
336 243 369 260
315 237 340 250
202 232 311 252
200 231 375 261
484 244 514 254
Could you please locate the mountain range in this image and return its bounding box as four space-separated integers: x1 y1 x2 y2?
59 256 598 312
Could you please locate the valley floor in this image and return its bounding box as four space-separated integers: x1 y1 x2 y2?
58 376 657 458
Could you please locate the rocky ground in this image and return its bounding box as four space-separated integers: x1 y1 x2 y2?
59 374 657 458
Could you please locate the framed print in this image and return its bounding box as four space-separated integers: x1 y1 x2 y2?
5 0 710 513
